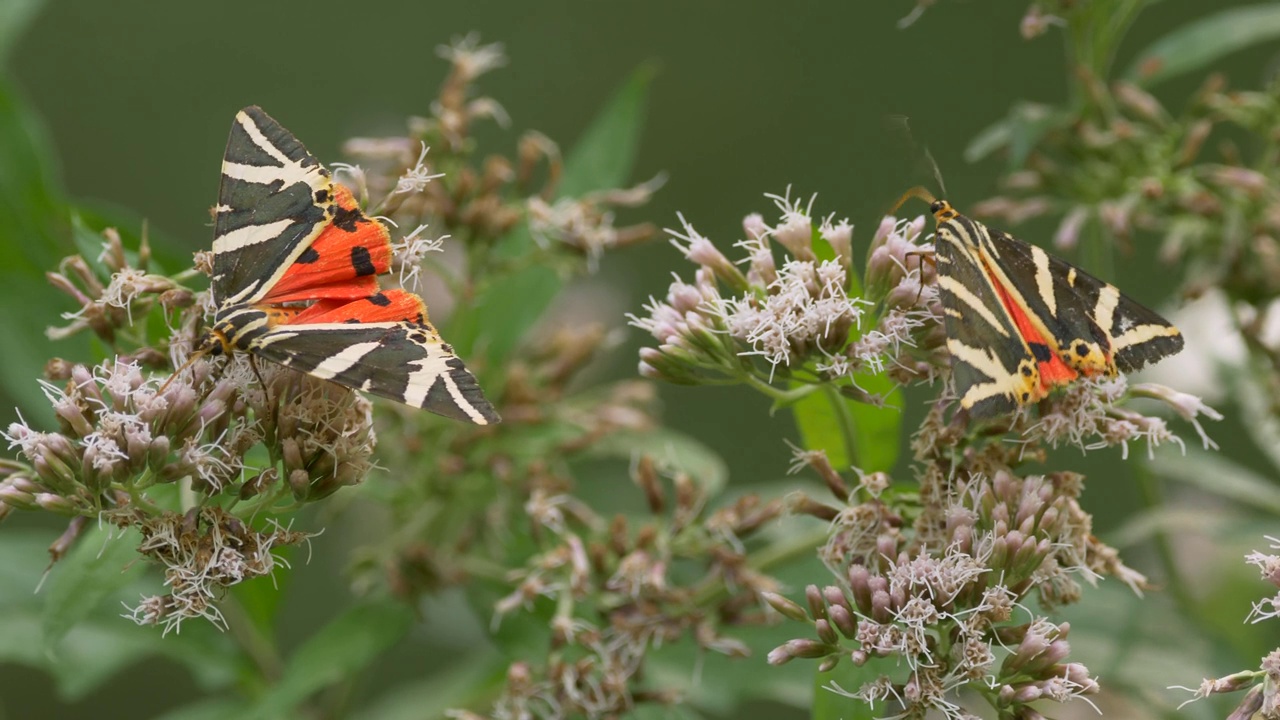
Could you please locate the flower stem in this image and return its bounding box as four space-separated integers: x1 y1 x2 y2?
741 373 820 406
823 384 860 469
222 594 284 684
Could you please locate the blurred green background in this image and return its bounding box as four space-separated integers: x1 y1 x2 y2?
0 1 1276 717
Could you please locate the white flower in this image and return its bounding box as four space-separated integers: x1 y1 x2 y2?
391 224 448 292
436 33 507 81
393 143 445 195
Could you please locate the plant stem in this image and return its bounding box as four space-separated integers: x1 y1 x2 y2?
823 384 860 469
222 593 284 685
741 373 820 406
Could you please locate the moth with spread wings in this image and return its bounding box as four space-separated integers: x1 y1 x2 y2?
912 191 1183 419
195 106 499 425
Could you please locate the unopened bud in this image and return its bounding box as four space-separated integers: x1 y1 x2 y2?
761 591 808 622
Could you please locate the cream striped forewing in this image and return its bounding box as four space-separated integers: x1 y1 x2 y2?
211 106 335 308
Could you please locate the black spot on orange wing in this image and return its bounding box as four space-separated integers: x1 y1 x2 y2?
351 246 377 276
368 292 391 307
332 204 364 233
296 247 320 264
1029 343 1052 362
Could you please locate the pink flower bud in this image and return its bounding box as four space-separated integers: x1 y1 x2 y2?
35 492 74 513
742 213 769 241
761 591 808 622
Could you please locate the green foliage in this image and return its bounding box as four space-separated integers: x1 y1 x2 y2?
1126 4 1280 86
246 601 415 719
42 526 146 655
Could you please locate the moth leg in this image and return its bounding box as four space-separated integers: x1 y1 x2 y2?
905 249 938 305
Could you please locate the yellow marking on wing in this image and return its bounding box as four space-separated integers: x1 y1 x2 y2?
937 276 1011 337
1030 245 1057 318
1113 323 1181 350
947 339 1039 408
1093 284 1120 340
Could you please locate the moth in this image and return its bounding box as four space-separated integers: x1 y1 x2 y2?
194 106 499 425
907 189 1183 419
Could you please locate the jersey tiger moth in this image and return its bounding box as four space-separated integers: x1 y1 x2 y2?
905 189 1184 419
194 106 499 425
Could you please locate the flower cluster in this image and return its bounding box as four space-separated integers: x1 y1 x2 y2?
1015 375 1222 458
338 34 658 297
528 177 663 270
0 347 374 630
766 431 1140 719
632 191 942 406
45 227 190 352
124 507 310 633
456 455 782 719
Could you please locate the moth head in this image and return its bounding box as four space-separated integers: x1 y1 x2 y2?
195 328 232 357
156 329 228 397
930 199 959 222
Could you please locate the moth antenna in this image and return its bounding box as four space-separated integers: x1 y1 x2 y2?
888 186 939 215
882 114 948 211
922 145 947 199
157 348 206 396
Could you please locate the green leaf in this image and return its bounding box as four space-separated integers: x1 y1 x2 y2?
1061 582 1219 703
630 705 707 720
964 103 1063 169
585 427 730 496
0 75 76 425
0 529 60 607
791 381 901 473
47 619 168 700
451 64 654 368
1149 449 1280 515
0 0 45 64
558 62 657 199
361 650 505 720
0 75 63 273
246 600 414 719
70 211 112 280
449 256 561 370
229 569 291 640
74 198 189 275
42 525 146 655
849 382 901 473
1126 4 1280 86
0 608 43 666
150 699 250 720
